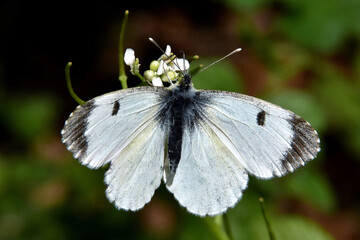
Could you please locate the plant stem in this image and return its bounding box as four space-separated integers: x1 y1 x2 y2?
205 216 230 240
259 197 276 240
223 212 234 240
65 62 85 105
135 72 146 83
119 10 129 89
189 64 204 76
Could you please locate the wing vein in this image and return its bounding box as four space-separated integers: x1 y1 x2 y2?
86 110 160 164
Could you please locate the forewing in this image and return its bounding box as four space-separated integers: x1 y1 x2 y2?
200 90 320 178
166 121 249 216
61 87 167 210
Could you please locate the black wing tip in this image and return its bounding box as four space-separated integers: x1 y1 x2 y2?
61 100 95 161
280 114 320 174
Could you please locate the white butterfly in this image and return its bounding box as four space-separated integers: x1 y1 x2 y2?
61 43 320 216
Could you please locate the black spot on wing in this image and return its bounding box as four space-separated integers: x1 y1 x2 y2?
280 115 320 174
257 110 266 126
61 100 95 161
111 100 120 116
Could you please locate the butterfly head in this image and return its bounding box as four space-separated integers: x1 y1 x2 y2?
171 72 194 92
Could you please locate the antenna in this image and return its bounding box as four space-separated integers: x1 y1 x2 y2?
197 48 242 74
149 37 167 55
149 37 240 78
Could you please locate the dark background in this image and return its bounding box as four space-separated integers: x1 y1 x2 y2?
1 1 360 239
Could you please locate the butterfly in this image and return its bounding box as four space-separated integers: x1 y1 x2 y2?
61 41 320 216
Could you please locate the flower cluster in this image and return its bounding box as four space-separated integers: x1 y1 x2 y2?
124 45 190 87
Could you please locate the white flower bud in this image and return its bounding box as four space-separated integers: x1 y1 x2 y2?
150 61 160 71
165 45 171 56
124 48 135 65
144 70 155 81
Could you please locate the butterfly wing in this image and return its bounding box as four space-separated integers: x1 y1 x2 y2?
165 120 249 216
165 89 320 216
200 90 320 178
61 87 167 210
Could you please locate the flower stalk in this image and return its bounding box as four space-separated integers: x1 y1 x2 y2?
119 10 129 89
259 197 276 240
65 62 85 105
205 214 231 240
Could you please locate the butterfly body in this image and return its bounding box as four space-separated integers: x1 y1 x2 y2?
157 75 209 173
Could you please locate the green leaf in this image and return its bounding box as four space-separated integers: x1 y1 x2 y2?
284 169 336 213
315 73 360 128
313 68 360 157
227 193 333 239
277 0 360 53
273 215 334 240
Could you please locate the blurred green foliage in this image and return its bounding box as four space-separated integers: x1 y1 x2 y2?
192 59 243 92
1 95 58 143
1 0 360 239
225 0 360 53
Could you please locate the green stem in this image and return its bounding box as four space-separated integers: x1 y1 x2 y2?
190 64 204 76
119 10 129 89
65 62 85 105
223 212 234 240
135 72 146 83
259 197 276 240
119 75 128 89
205 216 230 240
